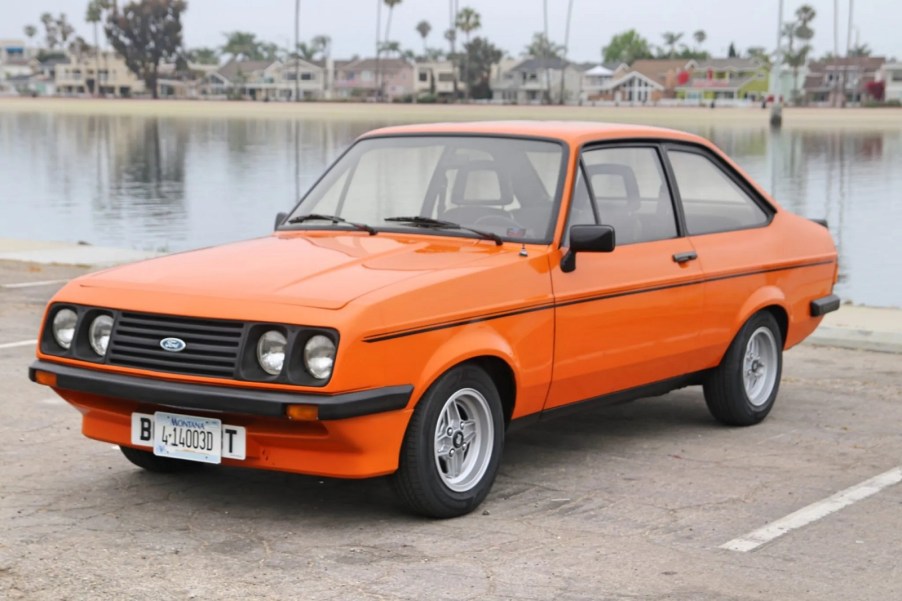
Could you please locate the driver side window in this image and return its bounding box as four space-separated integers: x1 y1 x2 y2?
563 167 597 246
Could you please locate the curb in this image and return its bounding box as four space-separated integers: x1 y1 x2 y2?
804 327 902 354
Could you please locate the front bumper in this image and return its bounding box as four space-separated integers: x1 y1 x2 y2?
29 360 412 420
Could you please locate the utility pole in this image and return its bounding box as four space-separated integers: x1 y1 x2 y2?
770 0 785 127
294 0 300 102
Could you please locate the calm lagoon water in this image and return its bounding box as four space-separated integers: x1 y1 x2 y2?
0 110 900 307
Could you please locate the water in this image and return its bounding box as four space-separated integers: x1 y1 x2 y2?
1 111 900 307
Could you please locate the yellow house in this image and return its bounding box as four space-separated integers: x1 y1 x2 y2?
55 51 144 97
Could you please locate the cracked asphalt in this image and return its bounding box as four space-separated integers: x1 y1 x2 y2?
1 260 900 600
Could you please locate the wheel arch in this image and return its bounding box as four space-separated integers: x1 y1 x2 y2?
734 286 789 348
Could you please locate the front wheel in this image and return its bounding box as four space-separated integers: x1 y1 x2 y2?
704 311 783 426
392 365 505 518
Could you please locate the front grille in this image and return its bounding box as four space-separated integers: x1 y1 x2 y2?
107 312 244 378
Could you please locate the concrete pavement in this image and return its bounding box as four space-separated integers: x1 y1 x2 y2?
1 236 899 354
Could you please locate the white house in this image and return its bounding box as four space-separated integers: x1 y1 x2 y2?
491 57 582 104
878 62 902 102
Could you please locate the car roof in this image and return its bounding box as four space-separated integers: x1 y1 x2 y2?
359 121 712 148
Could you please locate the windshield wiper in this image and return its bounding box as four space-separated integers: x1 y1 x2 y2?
385 216 503 246
287 213 376 235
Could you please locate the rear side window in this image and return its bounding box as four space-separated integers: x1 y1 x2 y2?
668 150 768 235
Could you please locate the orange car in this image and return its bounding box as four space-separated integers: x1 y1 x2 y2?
30 122 839 518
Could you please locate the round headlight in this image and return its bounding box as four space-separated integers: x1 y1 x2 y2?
304 335 335 380
89 314 114 356
52 308 78 350
257 330 287 376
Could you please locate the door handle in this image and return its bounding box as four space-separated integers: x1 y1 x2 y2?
672 251 698 264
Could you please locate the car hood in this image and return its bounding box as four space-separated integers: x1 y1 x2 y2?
76 233 515 310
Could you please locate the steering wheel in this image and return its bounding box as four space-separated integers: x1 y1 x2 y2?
474 213 522 229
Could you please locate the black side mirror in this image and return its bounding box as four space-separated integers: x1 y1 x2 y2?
274 212 288 230
561 224 615 273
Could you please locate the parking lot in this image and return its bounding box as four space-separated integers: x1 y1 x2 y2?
1 259 900 600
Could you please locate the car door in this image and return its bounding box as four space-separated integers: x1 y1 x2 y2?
545 144 706 410
662 144 777 366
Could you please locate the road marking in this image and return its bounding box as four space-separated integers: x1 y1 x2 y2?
1 279 69 289
0 339 37 350
721 466 902 552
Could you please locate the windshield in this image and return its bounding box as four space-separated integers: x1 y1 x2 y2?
284 136 566 244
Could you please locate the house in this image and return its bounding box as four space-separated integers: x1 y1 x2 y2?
579 63 625 102
491 57 582 104
879 62 902 102
676 58 769 103
620 59 696 99
333 58 415 101
414 60 460 99
203 58 325 100
157 61 219 99
55 51 144 97
803 56 886 105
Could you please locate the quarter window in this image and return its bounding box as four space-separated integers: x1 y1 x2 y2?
668 150 768 235
579 147 678 244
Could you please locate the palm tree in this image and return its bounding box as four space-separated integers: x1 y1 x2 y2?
416 20 432 57
693 29 706 51
455 7 480 100
379 0 403 100
662 32 684 58
294 0 300 101
23 25 37 52
559 0 574 104
85 1 105 96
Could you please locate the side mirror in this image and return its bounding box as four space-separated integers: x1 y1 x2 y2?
274 212 288 230
561 224 615 273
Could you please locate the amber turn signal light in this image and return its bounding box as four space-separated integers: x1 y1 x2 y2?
286 404 319 421
34 370 58 387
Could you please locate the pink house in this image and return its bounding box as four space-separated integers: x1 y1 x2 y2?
333 58 415 101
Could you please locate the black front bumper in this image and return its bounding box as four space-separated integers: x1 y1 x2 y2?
29 360 413 420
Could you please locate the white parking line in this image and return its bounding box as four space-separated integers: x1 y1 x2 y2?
1 279 69 289
0 339 37 350
721 466 902 552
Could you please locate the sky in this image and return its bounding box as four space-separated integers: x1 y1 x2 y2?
4 0 900 63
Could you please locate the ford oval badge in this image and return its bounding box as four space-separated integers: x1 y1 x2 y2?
160 337 187 352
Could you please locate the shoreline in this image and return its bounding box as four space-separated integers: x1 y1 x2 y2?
3 97 902 129
1 236 900 353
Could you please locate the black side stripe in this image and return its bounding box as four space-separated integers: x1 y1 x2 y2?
363 259 835 343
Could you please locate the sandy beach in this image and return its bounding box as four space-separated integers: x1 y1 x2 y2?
3 96 902 129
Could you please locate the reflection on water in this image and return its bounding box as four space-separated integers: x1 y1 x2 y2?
0 112 899 307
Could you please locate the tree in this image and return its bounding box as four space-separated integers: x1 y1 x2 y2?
24 25 38 44
728 42 738 58
40 13 60 49
379 40 402 58
782 4 816 102
865 80 885 101
693 29 706 51
187 47 218 65
105 0 187 99
849 43 871 57
416 20 431 57
221 31 263 61
57 14 75 47
457 36 502 99
525 32 563 59
602 29 653 64
661 32 683 58
86 1 108 97
455 7 481 100
747 46 772 69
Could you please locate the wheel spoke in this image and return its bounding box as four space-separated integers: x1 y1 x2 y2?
461 420 477 444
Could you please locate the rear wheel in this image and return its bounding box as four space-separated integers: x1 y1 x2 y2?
119 445 202 473
392 365 504 518
704 311 783 426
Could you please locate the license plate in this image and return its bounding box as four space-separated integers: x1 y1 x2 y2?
130 412 246 464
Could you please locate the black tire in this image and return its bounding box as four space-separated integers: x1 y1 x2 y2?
392 365 505 518
119 445 203 473
704 311 783 426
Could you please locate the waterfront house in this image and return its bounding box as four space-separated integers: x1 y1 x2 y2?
676 58 769 103
414 60 461 100
878 62 902 102
579 63 626 102
55 51 144 97
803 56 886 105
491 57 582 104
203 58 325 100
333 58 415 101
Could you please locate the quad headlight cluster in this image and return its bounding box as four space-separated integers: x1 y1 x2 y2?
43 304 338 385
252 329 337 382
51 307 114 357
